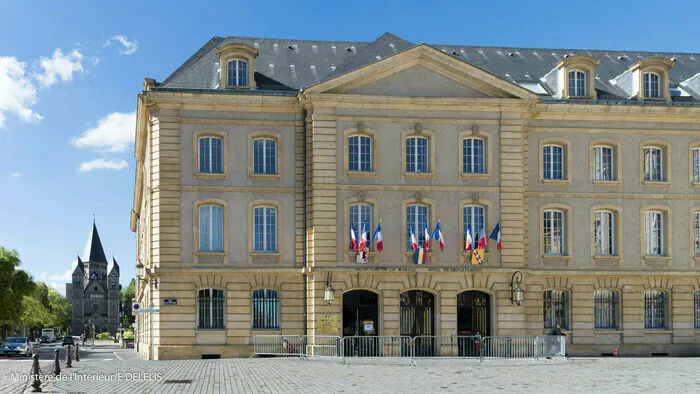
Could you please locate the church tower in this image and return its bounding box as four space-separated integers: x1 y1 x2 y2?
67 222 120 335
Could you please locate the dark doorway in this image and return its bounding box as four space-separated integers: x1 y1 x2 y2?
457 291 491 357
342 290 379 357
400 290 435 356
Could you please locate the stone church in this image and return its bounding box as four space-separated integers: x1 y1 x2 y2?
66 223 120 335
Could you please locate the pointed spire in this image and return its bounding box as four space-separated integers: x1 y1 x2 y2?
71 255 84 275
82 222 108 263
108 256 120 275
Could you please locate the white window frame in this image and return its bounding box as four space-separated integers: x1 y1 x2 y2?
406 204 429 250
543 144 564 180
227 60 248 87
252 138 277 175
568 70 587 97
349 203 372 250
198 137 223 173
199 205 224 252
693 148 700 183
593 145 614 181
463 205 485 251
348 135 373 172
462 137 485 174
253 206 277 253
644 211 664 256
643 147 664 182
405 136 429 173
543 209 565 255
594 210 615 256
643 72 660 99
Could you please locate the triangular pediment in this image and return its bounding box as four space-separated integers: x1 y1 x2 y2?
305 44 538 100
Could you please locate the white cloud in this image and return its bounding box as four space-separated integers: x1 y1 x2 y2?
78 158 128 172
104 35 139 55
36 48 84 88
72 111 136 153
10 172 23 177
0 56 43 127
38 269 72 294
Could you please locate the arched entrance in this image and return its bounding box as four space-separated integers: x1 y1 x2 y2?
400 290 435 356
457 290 491 357
342 290 379 337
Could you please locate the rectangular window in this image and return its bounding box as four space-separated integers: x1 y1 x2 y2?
252 289 279 329
254 206 277 253
593 146 614 181
197 289 225 330
227 60 248 87
199 205 224 252
568 70 586 97
349 204 372 250
462 138 485 174
594 290 618 330
405 137 429 173
348 135 373 172
406 204 429 250
463 205 485 251
594 211 615 256
644 290 668 330
644 211 664 256
253 139 277 175
694 148 700 183
543 290 569 330
199 137 223 173
695 292 700 330
644 73 660 98
543 145 564 180
543 210 564 255
643 147 663 182
695 213 700 256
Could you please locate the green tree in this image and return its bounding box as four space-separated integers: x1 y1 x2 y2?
21 295 52 331
33 282 51 311
47 287 71 329
0 248 35 335
120 279 136 328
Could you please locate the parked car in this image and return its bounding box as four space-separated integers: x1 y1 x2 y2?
0 337 34 357
39 335 51 344
61 335 75 347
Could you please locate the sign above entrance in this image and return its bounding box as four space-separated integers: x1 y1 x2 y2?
317 315 338 335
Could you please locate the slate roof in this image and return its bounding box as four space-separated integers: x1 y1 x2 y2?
154 32 700 103
82 223 108 263
108 257 120 275
71 255 84 275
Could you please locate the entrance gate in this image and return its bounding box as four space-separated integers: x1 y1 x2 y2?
457 291 491 356
342 290 379 356
400 290 434 356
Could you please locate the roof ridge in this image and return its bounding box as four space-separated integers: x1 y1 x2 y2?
159 36 226 87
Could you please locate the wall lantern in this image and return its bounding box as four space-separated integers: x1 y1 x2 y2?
324 272 335 305
510 271 524 306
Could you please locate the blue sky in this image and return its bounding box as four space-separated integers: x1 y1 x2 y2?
3 0 700 293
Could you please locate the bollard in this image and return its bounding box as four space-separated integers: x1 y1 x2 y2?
74 343 80 362
53 349 61 375
65 344 73 368
30 353 42 392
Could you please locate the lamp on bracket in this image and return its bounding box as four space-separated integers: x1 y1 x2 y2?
510 271 524 306
324 272 335 305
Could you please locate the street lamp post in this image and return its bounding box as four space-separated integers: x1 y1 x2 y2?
510 271 524 306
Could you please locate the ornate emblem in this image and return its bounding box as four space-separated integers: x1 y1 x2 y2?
357 122 366 133
358 191 365 201
472 193 480 202
356 247 370 264
471 124 480 135
415 192 423 202
415 123 423 133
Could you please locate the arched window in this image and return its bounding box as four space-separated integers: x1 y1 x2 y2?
543 290 569 330
405 136 429 173
406 204 429 250
694 291 700 329
227 60 248 87
253 206 277 253
462 137 485 174
543 144 564 180
593 145 614 181
644 290 668 330
643 147 663 182
349 203 372 250
199 205 224 252
694 212 700 256
543 209 565 255
644 210 664 256
568 70 586 97
252 289 279 329
463 205 485 251
198 137 223 173
252 138 277 175
643 72 660 98
593 210 615 256
693 148 700 183
197 289 225 330
348 135 372 172
594 290 619 330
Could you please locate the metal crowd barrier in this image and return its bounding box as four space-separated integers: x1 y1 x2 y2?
480 336 537 359
535 335 566 359
251 335 305 357
413 336 482 358
303 335 341 358
341 336 413 360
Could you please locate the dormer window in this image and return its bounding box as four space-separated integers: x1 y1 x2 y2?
227 60 248 87
643 72 660 98
568 70 586 97
216 42 258 90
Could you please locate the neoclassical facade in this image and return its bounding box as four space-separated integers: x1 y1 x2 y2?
131 33 700 359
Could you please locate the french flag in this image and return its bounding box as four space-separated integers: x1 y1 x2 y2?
423 221 431 251
465 225 473 253
372 223 383 252
410 225 418 251
477 227 488 250
349 222 357 250
358 223 368 250
431 221 445 252
489 223 502 251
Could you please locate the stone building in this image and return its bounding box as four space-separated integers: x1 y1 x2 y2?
67 223 120 335
131 32 700 359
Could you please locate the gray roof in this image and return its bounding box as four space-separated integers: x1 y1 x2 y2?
155 33 700 103
71 255 84 275
82 223 107 263
108 257 119 275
